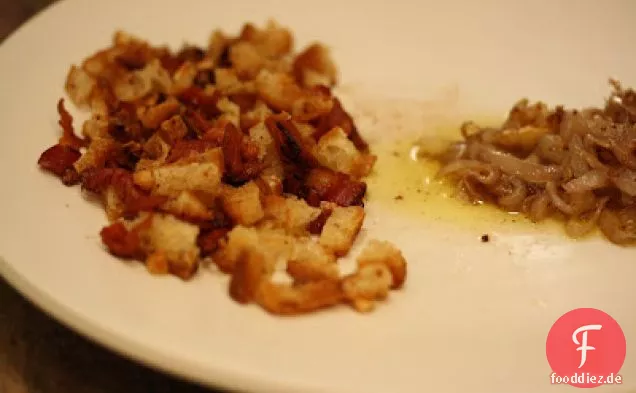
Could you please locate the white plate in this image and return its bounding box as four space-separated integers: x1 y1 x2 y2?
1 1 635 392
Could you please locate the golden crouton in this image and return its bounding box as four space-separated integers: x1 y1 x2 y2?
314 127 362 175
255 69 302 112
291 91 333 121
230 41 265 79
207 30 229 65
137 98 181 129
319 206 365 256
215 225 294 274
292 120 316 139
114 59 172 102
216 97 241 128
262 194 321 235
171 61 197 94
229 250 266 304
81 116 109 140
293 43 337 87
73 137 117 173
65 65 96 107
145 250 169 275
113 71 153 103
133 148 223 197
248 121 274 160
255 279 343 315
137 213 201 280
215 68 255 95
243 100 273 130
287 240 338 283
357 239 407 289
104 186 124 222
221 181 264 226
342 262 393 312
254 20 293 59
159 115 188 144
161 190 212 221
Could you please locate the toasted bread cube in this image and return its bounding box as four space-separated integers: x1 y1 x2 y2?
342 262 392 312
133 148 223 197
262 195 321 235
142 133 171 161
159 115 188 144
319 206 365 256
215 68 255 95
230 41 265 79
161 191 212 221
229 250 266 304
65 65 96 107
82 116 109 140
215 226 294 274
242 101 273 130
314 127 362 175
217 97 240 128
222 181 264 226
287 240 338 283
255 279 343 315
137 98 181 129
207 30 230 65
104 186 124 222
293 43 337 87
146 250 169 275
248 121 274 160
171 61 197 94
255 69 302 112
138 213 200 280
73 137 117 173
357 240 407 289
251 20 293 60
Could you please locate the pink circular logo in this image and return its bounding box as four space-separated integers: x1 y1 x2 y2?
546 308 626 388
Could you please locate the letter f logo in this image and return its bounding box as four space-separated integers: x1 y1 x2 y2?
572 324 602 368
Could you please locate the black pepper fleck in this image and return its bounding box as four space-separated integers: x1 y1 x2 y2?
481 234 490 243
394 195 404 201
392 151 400 157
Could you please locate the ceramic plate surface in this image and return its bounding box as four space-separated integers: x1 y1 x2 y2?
1 1 635 392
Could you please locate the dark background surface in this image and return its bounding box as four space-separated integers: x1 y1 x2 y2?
0 1 217 392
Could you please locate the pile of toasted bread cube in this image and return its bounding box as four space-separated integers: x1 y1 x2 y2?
37 21 407 315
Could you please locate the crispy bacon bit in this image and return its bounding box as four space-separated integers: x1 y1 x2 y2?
109 142 142 170
182 108 212 137
82 168 166 216
308 208 333 234
100 221 140 258
61 168 81 186
57 98 87 149
176 46 206 63
100 214 153 258
201 126 226 145
265 113 320 168
223 122 264 185
178 87 220 118
165 139 219 163
305 168 366 207
109 104 144 142
158 52 182 75
197 228 229 256
229 93 257 112
38 144 82 178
